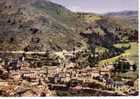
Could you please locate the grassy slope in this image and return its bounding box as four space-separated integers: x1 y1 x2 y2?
98 42 138 79
126 42 138 64
118 42 138 79
98 42 138 65
84 14 102 23
96 46 109 53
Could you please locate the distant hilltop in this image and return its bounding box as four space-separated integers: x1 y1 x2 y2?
105 10 138 17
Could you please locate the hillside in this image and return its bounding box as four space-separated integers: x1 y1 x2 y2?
76 12 138 65
76 12 102 23
105 11 138 29
0 0 138 54
106 11 138 17
0 0 85 51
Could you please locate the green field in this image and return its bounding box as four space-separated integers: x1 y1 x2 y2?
96 46 109 53
125 42 138 65
98 42 138 79
98 42 138 66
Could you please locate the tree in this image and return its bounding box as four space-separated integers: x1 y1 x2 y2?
9 37 14 43
56 9 61 15
132 64 137 72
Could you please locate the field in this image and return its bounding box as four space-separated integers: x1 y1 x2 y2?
98 42 138 66
125 42 138 65
98 42 138 79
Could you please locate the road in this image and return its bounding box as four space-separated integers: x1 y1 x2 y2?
0 51 46 55
0 45 87 55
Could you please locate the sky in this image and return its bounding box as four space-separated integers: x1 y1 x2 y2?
51 0 138 14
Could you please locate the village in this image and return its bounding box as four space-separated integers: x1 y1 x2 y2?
0 0 138 97
0 48 138 96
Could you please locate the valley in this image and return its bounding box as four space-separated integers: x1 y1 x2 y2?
0 0 139 97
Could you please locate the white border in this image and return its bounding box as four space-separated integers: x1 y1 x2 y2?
0 0 139 99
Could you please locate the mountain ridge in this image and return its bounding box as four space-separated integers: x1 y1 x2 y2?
0 0 85 51
0 0 138 52
105 10 138 17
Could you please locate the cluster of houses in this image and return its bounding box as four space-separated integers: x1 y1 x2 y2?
0 51 138 96
47 62 138 95
0 54 53 96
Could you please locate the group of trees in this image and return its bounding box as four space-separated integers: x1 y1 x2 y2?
96 45 130 62
113 58 137 73
80 20 138 67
